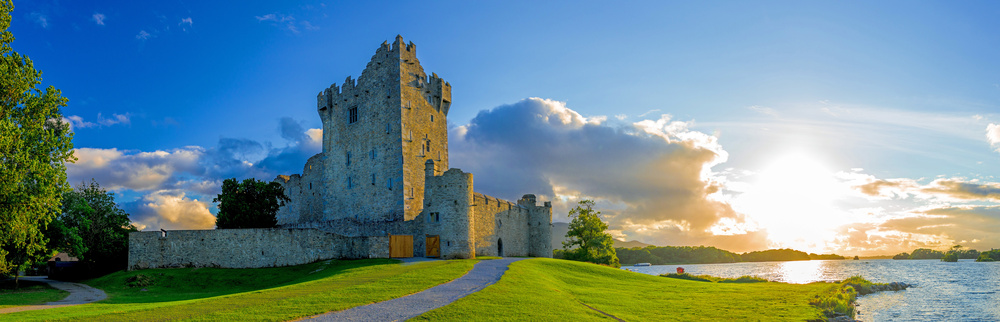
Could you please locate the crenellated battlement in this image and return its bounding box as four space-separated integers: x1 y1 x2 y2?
275 36 549 260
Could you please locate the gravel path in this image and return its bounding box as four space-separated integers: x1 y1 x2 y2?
305 257 526 322
0 276 107 314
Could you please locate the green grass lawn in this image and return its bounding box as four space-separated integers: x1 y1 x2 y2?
0 258 476 321
415 258 837 321
0 280 69 308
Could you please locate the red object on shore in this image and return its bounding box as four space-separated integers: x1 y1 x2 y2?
677 267 685 274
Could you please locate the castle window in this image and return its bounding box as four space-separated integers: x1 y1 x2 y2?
346 152 351 166
371 148 376 159
349 106 358 124
434 212 440 222
430 114 434 122
426 140 432 152
371 173 376 185
348 177 353 189
309 183 312 190
387 178 392 190
386 123 390 134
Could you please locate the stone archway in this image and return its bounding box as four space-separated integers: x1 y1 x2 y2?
497 238 504 257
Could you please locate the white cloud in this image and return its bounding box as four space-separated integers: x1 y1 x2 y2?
62 113 130 130
62 115 97 129
987 123 1000 152
748 105 778 117
92 13 105 25
255 13 301 33
136 30 151 40
30 12 48 28
179 17 193 31
98 113 130 126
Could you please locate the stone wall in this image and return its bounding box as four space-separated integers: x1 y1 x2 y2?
128 229 388 270
421 163 474 259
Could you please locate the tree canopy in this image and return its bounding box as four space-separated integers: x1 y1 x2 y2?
214 178 290 229
562 200 620 268
47 181 137 273
0 0 76 278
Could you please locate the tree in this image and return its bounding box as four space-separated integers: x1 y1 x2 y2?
0 0 76 283
214 178 290 229
47 181 137 274
562 200 620 268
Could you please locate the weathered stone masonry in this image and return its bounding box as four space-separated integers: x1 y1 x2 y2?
128 36 551 269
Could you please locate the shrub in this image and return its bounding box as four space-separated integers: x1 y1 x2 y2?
125 274 154 288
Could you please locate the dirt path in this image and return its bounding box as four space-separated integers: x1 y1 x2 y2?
0 276 107 314
304 257 525 322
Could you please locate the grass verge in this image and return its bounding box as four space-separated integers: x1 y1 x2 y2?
0 280 69 308
0 258 476 321
415 258 836 321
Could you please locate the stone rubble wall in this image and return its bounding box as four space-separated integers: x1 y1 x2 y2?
128 228 388 270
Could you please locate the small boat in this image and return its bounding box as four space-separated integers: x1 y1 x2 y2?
634 263 651 267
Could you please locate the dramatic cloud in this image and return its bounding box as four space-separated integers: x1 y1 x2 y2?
853 176 1000 202
68 118 321 231
92 13 105 25
988 123 1000 152
125 190 216 231
451 98 763 251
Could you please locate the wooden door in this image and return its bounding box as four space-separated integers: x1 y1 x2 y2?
426 235 440 258
389 235 413 258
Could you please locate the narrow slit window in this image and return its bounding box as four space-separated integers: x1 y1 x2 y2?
426 140 432 152
371 148 376 159
346 152 351 166
371 173 376 185
347 177 353 189
386 123 390 134
387 178 392 190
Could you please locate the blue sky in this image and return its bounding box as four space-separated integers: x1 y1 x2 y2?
13 1 1000 255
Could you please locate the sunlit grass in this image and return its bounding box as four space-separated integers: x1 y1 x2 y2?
415 258 835 321
0 259 476 321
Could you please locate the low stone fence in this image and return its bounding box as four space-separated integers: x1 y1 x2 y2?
128 228 389 270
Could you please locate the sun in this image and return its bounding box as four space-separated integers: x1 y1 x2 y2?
732 152 851 253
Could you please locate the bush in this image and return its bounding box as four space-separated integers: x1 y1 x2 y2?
125 274 154 288
941 253 958 262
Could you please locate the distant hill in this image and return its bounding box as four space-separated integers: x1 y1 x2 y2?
615 240 653 248
550 222 654 251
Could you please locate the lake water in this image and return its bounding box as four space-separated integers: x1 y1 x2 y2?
624 259 1000 321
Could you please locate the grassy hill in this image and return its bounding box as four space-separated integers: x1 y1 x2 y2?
2 258 850 321
0 259 475 321
414 258 834 321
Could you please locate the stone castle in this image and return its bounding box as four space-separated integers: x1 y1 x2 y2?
274 35 552 259
128 36 551 269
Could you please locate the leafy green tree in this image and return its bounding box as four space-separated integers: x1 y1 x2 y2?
908 248 944 260
48 181 137 274
213 178 290 229
0 0 75 282
976 249 999 262
562 200 620 268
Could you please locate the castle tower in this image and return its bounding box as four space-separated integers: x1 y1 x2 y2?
314 36 451 222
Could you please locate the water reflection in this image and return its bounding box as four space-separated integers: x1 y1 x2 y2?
778 260 825 284
623 259 1000 321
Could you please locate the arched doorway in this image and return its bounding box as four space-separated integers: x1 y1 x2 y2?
497 238 504 257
